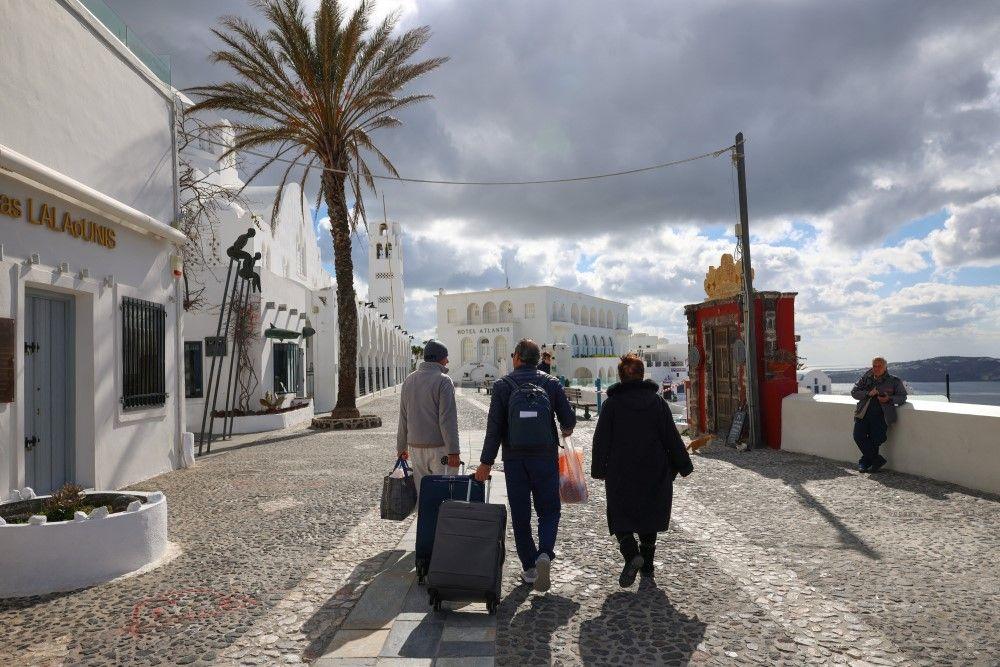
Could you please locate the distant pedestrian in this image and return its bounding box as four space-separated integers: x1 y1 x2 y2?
538 351 553 374
476 339 576 592
850 357 907 473
397 339 461 494
592 354 693 587
661 380 675 402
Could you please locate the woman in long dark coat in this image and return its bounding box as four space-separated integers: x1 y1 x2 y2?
592 354 693 587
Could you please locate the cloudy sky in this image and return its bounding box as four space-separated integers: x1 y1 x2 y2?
108 0 1000 366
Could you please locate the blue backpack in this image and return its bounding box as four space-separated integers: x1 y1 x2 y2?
504 376 556 452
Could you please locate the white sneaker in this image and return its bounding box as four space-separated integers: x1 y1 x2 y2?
534 553 551 592
521 568 538 585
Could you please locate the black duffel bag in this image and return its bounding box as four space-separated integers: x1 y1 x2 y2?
381 457 417 520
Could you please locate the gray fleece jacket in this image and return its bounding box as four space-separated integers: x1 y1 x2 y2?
396 362 460 455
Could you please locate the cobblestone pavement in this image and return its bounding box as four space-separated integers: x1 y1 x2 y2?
461 393 1000 667
2 388 998 666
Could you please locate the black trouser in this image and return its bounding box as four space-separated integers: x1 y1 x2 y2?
853 411 888 467
615 532 656 560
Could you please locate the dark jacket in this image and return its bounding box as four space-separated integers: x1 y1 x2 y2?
480 365 576 465
850 371 907 425
592 379 693 535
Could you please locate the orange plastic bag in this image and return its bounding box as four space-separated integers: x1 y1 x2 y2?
558 436 589 503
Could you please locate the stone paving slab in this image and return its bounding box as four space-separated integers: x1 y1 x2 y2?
315 455 507 665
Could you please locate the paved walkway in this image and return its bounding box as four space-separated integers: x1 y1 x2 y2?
0 388 998 666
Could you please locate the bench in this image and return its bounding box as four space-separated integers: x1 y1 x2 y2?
566 387 598 420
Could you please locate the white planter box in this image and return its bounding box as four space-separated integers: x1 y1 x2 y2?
227 401 314 434
0 491 168 598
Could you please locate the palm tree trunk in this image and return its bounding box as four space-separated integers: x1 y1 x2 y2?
323 169 361 418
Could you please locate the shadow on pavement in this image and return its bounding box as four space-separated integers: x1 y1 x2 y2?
300 549 402 661
195 427 322 458
503 588 580 664
696 444 885 559
578 577 706 665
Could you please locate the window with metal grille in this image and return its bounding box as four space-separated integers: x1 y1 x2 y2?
184 341 203 398
122 297 166 409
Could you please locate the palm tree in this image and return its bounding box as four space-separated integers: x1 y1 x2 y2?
188 0 446 418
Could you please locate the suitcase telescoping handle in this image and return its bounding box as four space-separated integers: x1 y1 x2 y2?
440 456 491 502
466 472 492 503
440 455 467 475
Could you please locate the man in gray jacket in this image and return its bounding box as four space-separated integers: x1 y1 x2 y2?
397 340 461 493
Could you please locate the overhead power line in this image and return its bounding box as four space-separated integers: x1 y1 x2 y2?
184 130 737 186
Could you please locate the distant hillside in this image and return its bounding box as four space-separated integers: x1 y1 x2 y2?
824 357 1000 383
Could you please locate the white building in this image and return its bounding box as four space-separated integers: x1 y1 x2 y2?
797 368 832 395
180 124 411 430
435 286 630 385
0 1 185 496
629 332 689 388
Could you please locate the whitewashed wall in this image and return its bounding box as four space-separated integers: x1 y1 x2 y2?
0 0 176 225
0 0 181 498
781 394 1000 495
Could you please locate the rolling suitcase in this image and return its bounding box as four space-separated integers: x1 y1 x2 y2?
426 477 507 615
414 462 486 583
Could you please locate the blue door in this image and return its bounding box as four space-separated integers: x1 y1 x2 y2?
24 291 74 494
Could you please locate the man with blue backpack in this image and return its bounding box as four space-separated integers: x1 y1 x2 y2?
475 339 576 592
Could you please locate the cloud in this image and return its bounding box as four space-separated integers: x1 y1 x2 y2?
926 194 1000 268
103 0 1000 363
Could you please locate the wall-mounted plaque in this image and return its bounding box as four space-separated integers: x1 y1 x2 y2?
0 318 14 402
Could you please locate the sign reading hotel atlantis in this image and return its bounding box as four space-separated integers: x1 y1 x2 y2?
454 324 514 336
0 192 117 249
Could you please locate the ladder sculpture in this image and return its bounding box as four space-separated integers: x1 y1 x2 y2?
198 228 262 455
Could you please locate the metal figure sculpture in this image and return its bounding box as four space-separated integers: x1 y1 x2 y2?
198 229 261 455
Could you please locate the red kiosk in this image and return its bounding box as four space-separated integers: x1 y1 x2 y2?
685 254 798 448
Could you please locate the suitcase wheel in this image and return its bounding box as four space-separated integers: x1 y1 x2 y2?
486 596 498 615
428 591 442 612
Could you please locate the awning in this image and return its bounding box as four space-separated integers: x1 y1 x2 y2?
264 325 301 341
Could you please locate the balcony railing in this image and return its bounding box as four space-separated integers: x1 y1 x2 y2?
80 0 171 85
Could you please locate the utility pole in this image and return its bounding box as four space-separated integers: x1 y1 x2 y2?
735 132 762 450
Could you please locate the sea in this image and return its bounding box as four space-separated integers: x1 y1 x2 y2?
829 381 1000 407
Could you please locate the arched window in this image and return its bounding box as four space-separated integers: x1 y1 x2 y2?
494 336 508 365
478 337 490 362
483 302 498 323
467 303 480 324
581 308 589 326
598 310 606 328
600 336 606 354
572 334 579 357
376 243 383 259
560 304 568 321
461 337 474 364
583 335 590 355
571 304 580 324
590 307 597 327
386 243 392 258
379 223 388 235
500 301 513 322
552 303 559 320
